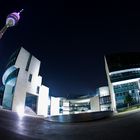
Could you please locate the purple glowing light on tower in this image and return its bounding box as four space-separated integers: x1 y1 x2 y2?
0 9 24 39
6 9 24 27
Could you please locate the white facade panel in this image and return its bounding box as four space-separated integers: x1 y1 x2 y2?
99 86 109 97
37 85 49 117
90 96 100 112
50 97 60 116
15 47 30 69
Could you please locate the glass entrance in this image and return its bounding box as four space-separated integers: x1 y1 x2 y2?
25 93 38 113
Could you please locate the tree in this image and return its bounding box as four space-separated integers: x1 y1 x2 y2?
124 93 133 108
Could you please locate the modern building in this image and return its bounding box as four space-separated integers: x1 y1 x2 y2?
105 52 140 111
50 96 91 116
97 86 111 111
49 87 110 116
2 47 49 116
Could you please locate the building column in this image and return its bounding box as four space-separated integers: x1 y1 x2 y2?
104 56 117 112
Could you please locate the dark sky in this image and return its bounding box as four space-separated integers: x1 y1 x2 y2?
0 0 140 98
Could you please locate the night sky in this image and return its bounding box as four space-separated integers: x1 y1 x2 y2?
0 0 140 98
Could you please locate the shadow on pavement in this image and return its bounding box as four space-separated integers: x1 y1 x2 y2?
46 111 113 123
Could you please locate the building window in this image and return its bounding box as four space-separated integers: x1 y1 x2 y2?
36 86 40 94
28 74 32 82
26 54 32 71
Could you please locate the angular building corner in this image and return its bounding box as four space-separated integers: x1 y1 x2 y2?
104 56 117 111
2 47 49 117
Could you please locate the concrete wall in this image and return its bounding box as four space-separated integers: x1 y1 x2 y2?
37 85 49 116
99 86 109 97
50 97 60 116
90 96 100 112
104 57 116 111
62 100 70 114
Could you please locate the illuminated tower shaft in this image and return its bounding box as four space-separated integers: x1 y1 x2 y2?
0 25 8 39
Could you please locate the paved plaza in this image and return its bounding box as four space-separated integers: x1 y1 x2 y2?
0 109 140 140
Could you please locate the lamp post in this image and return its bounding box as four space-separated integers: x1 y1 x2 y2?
0 9 23 39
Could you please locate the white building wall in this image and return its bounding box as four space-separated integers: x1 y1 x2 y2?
90 96 100 112
112 78 140 86
99 86 109 97
5 47 49 117
15 47 30 69
37 85 49 117
62 100 70 114
12 69 28 113
50 97 60 116
104 57 116 111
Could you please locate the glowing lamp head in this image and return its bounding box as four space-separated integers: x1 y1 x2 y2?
6 9 23 27
6 12 20 27
0 9 23 39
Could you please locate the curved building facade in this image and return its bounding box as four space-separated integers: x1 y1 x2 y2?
2 66 19 110
50 96 93 116
49 87 110 116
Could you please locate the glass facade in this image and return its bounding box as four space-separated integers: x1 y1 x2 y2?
3 83 15 109
5 68 19 84
99 96 111 111
100 96 111 105
110 70 140 82
113 82 140 108
69 102 90 113
96 87 111 111
106 53 140 110
2 68 19 110
25 93 38 113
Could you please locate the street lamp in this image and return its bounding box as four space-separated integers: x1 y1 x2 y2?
0 9 23 39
